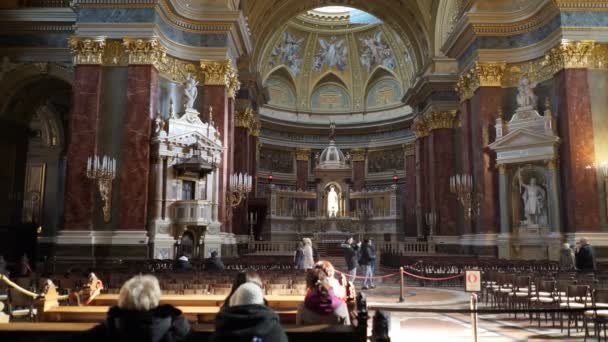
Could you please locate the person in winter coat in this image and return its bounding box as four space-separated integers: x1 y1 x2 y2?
222 270 264 309
296 268 350 326
315 260 347 300
294 241 305 269
559 243 576 270
576 237 596 271
175 255 193 271
359 238 377 289
206 251 225 271
72 274 191 342
340 237 360 283
302 238 315 269
210 282 288 342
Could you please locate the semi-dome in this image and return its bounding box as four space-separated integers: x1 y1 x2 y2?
318 140 347 169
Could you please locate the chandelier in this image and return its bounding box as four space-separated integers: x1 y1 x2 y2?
86 155 116 223
449 173 480 221
226 172 252 219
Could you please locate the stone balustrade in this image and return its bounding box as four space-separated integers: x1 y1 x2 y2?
172 200 214 225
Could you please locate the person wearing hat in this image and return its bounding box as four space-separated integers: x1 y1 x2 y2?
175 255 193 271
210 282 288 342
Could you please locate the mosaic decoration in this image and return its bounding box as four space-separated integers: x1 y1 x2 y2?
269 31 304 76
265 77 296 108
367 148 404 173
366 78 402 108
311 83 351 111
359 31 395 72
259 148 294 173
312 36 348 72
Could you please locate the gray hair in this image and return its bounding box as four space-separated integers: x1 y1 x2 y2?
118 275 161 311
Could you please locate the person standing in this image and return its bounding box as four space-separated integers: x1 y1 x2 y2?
340 237 360 283
302 238 315 270
559 243 576 270
360 238 377 289
575 237 596 271
294 242 305 270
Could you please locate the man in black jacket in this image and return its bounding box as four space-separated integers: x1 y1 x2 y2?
575 237 596 271
360 238 377 289
340 237 360 283
206 251 225 271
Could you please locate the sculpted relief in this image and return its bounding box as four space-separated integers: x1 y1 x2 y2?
259 148 294 173
367 148 404 173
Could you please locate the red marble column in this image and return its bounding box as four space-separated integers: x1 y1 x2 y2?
351 149 366 192
459 100 473 235
415 136 429 236
403 144 416 237
249 134 258 192
118 65 158 230
63 65 102 230
471 87 502 234
295 149 309 191
204 85 232 233
557 69 600 232
429 128 458 235
233 125 250 235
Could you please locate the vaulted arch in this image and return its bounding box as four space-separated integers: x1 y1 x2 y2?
264 66 298 109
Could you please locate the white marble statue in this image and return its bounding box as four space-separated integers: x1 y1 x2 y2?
516 78 537 109
184 73 199 110
520 176 545 227
327 185 339 218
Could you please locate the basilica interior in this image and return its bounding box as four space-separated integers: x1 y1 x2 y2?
1 0 608 340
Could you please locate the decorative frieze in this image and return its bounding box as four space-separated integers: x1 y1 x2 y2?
351 148 366 161
295 149 311 161
122 37 167 65
68 36 106 65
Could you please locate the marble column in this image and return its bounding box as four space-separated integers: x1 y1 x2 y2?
233 123 250 235
351 149 366 192
557 68 600 232
118 64 158 230
63 64 102 230
459 99 473 235
295 149 310 191
413 117 429 238
546 159 562 233
403 143 417 237
497 164 510 234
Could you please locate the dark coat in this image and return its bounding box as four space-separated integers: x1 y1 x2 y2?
359 243 376 266
174 260 193 271
341 243 360 270
206 256 225 271
210 304 288 342
294 249 305 269
75 305 191 342
576 244 596 271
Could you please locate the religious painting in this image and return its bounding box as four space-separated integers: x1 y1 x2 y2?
312 36 348 72
367 148 404 173
358 31 396 72
269 31 304 76
259 148 294 174
265 77 296 108
366 78 402 109
311 84 351 111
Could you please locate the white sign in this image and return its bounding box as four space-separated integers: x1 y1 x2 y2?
465 270 481 292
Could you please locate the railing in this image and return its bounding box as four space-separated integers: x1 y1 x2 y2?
379 241 436 254
19 0 70 7
172 200 213 225
247 241 297 255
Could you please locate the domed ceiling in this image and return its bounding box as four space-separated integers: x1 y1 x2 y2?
258 6 415 126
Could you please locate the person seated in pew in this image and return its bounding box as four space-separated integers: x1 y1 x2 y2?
296 268 350 326
175 255 193 271
210 282 288 342
68 274 191 342
314 260 347 300
206 251 225 272
68 272 104 306
222 270 264 309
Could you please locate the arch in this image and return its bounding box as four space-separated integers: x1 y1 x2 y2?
364 67 402 110
433 0 459 57
310 81 351 112
313 71 349 91
264 66 298 109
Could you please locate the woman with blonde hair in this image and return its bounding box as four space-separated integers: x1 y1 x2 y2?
302 237 315 270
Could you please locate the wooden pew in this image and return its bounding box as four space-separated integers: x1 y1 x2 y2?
90 293 304 309
0 323 362 342
41 305 298 323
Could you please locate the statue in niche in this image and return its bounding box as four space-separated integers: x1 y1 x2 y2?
327 185 339 218
516 78 537 110
520 175 546 227
184 73 199 111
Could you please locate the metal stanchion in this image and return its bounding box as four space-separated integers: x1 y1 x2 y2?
399 266 405 303
470 292 478 342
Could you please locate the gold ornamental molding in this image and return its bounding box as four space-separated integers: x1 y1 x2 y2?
402 143 415 157
545 40 596 70
295 149 311 161
427 111 459 130
497 164 507 175
122 37 167 65
351 148 366 161
68 37 106 65
412 116 430 139
200 59 241 98
235 107 259 134
476 62 506 87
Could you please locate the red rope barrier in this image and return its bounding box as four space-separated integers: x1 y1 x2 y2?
401 269 464 281
334 269 401 280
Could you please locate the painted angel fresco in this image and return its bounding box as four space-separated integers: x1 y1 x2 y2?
312 36 348 72
359 31 395 72
269 31 304 76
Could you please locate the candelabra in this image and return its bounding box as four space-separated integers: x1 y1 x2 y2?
450 173 479 221
247 211 257 246
86 155 116 223
292 200 308 239
425 211 437 239
226 172 252 219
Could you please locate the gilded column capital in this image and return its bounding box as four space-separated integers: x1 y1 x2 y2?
200 59 231 85
295 149 311 161
497 164 508 175
545 40 596 71
427 110 459 130
476 62 506 87
227 68 241 99
351 148 366 161
547 157 559 170
412 116 430 139
235 107 255 129
455 67 479 102
250 118 261 137
122 37 167 66
68 36 106 65
402 143 415 157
